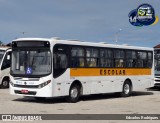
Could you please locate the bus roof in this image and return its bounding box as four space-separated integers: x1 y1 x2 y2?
13 37 153 51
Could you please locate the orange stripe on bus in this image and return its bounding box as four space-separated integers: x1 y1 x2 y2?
70 68 151 76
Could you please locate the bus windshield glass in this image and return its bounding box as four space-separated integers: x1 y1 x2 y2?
11 49 51 76
155 50 160 73
0 50 5 63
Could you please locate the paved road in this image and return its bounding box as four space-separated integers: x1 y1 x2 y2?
0 88 160 123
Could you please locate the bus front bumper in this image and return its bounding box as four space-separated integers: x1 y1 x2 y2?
9 82 53 97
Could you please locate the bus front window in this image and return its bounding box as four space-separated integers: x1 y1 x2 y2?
154 50 160 77
0 50 5 63
155 59 160 71
11 49 51 76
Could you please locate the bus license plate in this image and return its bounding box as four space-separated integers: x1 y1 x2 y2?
21 90 29 94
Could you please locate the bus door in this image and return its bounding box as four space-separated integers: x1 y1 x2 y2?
53 44 68 78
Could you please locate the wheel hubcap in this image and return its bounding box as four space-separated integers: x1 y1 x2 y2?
124 84 130 94
3 81 8 87
71 87 78 98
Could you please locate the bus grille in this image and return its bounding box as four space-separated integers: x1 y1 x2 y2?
14 84 39 88
155 74 160 76
154 83 160 87
14 90 37 95
14 77 40 81
155 80 160 82
155 77 160 79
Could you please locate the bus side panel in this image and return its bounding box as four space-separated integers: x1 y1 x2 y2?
132 76 154 91
67 76 123 95
0 49 11 85
52 69 71 97
52 68 154 97
0 68 10 84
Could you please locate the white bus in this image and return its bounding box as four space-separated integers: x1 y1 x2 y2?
10 38 154 102
154 44 160 87
0 47 11 88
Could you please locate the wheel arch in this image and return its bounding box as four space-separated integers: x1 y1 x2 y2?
2 76 10 82
70 80 83 95
1 76 10 88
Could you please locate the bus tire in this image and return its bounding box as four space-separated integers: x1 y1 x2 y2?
66 84 80 103
121 80 132 97
1 79 9 89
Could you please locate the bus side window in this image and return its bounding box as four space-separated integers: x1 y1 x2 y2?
71 47 85 68
126 50 137 68
1 51 11 70
137 51 147 68
114 50 124 68
86 48 98 67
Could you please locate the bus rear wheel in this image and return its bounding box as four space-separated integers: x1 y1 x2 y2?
121 80 132 97
1 79 9 88
66 84 80 103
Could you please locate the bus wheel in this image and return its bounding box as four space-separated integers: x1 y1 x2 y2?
1 79 9 88
67 84 80 103
121 81 132 97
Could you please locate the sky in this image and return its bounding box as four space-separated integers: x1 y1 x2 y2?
0 0 160 47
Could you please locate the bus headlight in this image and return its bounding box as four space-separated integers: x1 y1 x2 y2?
38 80 51 88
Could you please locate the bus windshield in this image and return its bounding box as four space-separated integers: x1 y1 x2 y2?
155 57 160 73
11 49 51 76
0 50 5 63
154 50 160 74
